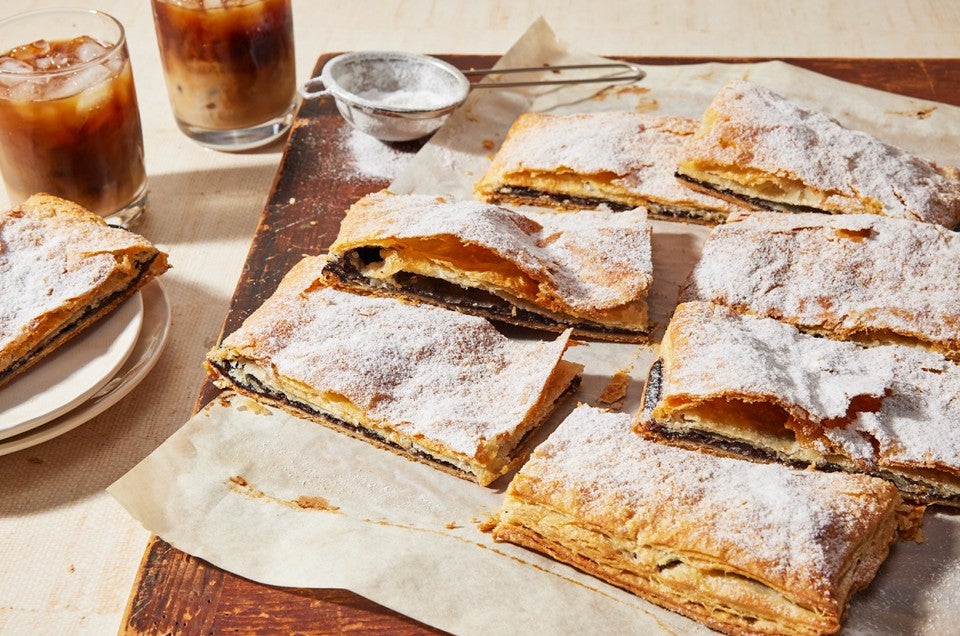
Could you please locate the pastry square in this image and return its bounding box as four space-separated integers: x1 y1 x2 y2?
474 111 752 224
676 80 960 228
323 191 653 343
0 194 169 388
493 403 902 636
206 256 582 486
680 211 960 359
637 301 960 507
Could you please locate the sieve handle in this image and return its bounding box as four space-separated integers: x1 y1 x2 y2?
462 61 645 88
299 77 332 100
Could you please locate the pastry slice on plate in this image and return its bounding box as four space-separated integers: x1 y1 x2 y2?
676 79 960 227
681 211 960 359
323 191 653 343
636 301 960 507
493 403 903 636
473 111 752 224
0 194 170 388
206 255 582 486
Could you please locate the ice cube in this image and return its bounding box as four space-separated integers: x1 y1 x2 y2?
75 73 114 113
44 65 110 100
52 51 72 69
26 39 50 57
0 57 34 75
4 78 39 101
75 37 109 63
104 56 126 77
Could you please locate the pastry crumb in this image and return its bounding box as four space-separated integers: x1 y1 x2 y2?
596 371 631 409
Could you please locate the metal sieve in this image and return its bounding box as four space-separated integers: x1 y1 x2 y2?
299 51 645 142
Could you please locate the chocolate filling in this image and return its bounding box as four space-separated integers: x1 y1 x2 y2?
495 186 724 225
673 172 831 216
494 186 634 211
0 253 161 385
640 359 960 506
324 250 648 342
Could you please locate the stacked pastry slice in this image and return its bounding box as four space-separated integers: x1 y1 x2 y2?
206 255 582 486
638 211 960 507
0 194 169 388
323 191 653 342
494 403 903 636
637 301 960 507
473 111 752 224
676 80 960 228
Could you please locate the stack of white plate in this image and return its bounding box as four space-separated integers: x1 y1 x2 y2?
0 281 171 455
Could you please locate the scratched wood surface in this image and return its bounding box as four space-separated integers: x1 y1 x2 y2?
121 55 960 635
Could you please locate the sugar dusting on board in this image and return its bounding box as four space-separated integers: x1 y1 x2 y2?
339 127 411 181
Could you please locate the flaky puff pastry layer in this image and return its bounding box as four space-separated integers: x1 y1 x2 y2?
0 194 169 388
638 301 960 507
493 404 902 636
474 111 752 224
676 80 960 228
681 211 960 359
206 255 582 486
325 191 653 342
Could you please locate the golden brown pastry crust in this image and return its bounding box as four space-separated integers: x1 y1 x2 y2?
637 301 960 507
206 255 582 486
494 404 902 636
0 193 169 388
680 211 960 359
676 80 960 228
474 111 753 224
324 191 653 343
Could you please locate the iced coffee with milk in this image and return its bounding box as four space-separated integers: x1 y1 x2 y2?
0 9 146 226
152 0 297 150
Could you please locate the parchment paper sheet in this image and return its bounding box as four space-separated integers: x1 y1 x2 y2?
110 18 960 635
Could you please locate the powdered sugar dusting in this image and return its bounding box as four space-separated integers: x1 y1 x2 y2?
221 257 571 458
826 347 960 473
477 111 749 214
661 302 894 422
682 211 960 355
516 404 896 595
683 80 960 226
340 127 411 180
334 192 653 313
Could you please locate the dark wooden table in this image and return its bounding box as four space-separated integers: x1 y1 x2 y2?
120 55 960 635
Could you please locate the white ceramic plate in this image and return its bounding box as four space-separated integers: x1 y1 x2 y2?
0 280 171 456
0 291 144 440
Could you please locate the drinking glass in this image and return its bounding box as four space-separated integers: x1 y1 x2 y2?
0 9 147 226
151 0 297 151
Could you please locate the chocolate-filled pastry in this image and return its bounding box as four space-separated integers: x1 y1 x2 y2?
0 194 169 388
676 80 960 228
323 191 653 343
206 256 582 486
637 301 960 507
473 111 752 224
681 211 960 359
494 403 903 636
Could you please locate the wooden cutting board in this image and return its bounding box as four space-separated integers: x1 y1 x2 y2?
120 55 960 635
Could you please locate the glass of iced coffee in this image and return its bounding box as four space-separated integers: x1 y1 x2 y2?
151 0 297 151
0 9 147 226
